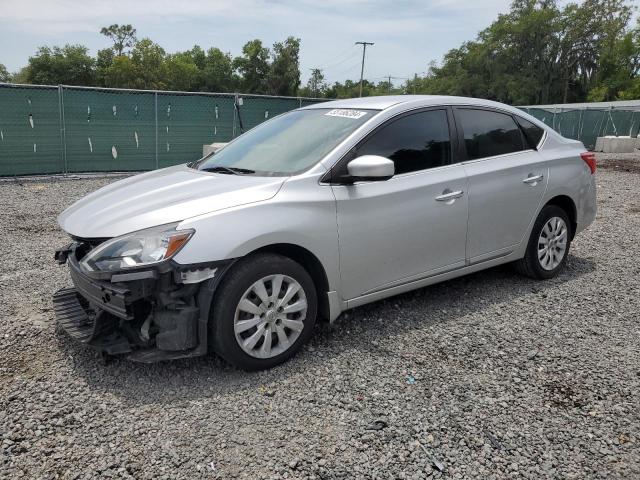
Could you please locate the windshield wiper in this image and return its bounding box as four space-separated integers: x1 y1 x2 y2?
200 166 255 175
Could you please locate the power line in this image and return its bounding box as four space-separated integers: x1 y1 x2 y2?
321 52 361 73
315 45 359 71
333 59 364 76
363 75 410 93
323 59 364 83
369 75 409 81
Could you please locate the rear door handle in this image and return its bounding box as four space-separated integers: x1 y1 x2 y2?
435 190 464 202
523 174 544 185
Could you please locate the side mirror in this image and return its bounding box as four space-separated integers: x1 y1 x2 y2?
346 155 394 182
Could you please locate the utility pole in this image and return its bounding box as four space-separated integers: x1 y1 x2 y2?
355 41 374 97
385 76 405 95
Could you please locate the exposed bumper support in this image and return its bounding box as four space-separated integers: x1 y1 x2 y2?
53 242 232 362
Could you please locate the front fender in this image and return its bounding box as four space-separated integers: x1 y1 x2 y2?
172 182 340 292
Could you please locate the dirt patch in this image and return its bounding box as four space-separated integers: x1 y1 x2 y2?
598 159 640 174
545 380 586 409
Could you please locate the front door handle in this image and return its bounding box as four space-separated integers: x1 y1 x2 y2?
523 174 544 185
435 190 464 203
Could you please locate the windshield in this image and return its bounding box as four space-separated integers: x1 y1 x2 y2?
191 108 377 175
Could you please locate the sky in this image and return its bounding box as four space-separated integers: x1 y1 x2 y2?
0 0 516 86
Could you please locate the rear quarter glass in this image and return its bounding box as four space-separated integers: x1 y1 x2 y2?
515 116 545 148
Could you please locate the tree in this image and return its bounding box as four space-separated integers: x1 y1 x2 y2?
0 63 9 82
588 10 639 100
326 79 377 98
164 52 200 91
190 45 206 71
267 36 301 96
11 67 30 84
100 24 137 56
129 39 167 89
404 0 639 104
95 48 115 86
102 55 138 88
203 47 236 92
304 68 327 97
100 39 167 89
26 44 95 86
234 39 270 94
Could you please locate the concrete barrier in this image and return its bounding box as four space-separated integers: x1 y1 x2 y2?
594 136 640 153
202 142 229 157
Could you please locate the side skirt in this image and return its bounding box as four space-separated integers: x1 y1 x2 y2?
344 251 522 311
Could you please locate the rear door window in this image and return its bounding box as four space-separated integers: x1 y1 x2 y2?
457 108 525 160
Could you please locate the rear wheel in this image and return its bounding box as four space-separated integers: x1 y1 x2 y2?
209 253 317 370
515 205 572 280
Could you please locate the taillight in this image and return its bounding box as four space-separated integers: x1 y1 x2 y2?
580 152 596 174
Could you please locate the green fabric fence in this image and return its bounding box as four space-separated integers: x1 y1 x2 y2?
519 101 640 150
2 84 638 176
0 83 327 176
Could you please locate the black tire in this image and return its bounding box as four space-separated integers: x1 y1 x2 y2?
515 204 572 280
209 253 317 370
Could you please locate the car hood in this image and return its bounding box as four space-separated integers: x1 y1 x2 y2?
58 165 286 238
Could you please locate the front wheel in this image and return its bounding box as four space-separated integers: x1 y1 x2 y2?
209 253 317 370
515 205 572 280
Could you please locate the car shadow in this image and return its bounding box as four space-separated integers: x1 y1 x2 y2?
61 254 596 406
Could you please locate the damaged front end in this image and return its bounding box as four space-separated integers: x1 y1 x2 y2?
53 240 230 362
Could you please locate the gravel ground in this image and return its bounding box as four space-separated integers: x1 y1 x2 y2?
1 156 639 479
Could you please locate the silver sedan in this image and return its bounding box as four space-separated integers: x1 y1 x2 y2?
54 95 597 370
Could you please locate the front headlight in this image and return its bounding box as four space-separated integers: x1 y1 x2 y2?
80 223 194 272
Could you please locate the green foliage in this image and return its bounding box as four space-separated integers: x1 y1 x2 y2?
267 37 301 96
588 21 640 101
234 39 271 93
164 53 201 91
95 39 168 90
325 79 404 98
129 39 167 89
0 63 9 82
26 44 96 86
299 68 328 97
16 25 302 96
100 24 137 56
404 0 640 104
202 47 237 92
617 78 640 100
10 67 30 84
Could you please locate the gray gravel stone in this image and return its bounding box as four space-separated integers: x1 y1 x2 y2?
1 156 639 478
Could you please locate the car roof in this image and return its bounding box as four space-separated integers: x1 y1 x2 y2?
301 95 522 113
300 94 562 144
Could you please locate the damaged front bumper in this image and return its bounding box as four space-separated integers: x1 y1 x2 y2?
53 242 230 362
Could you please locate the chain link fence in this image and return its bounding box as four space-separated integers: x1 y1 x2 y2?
519 101 640 150
2 85 639 176
0 83 327 176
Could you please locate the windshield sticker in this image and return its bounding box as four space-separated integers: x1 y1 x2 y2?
325 109 368 119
